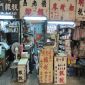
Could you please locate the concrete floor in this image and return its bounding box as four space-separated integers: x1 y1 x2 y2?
0 68 85 85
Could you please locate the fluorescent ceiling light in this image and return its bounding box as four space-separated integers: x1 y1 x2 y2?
48 21 75 25
24 16 47 20
48 21 76 27
0 15 14 19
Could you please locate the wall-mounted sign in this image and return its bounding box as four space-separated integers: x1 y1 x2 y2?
0 0 19 18
20 0 49 19
76 0 85 21
50 0 76 20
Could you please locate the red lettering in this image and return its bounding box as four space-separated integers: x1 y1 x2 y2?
37 8 43 15
60 4 65 12
25 8 32 15
60 71 64 76
78 0 84 7
43 64 48 70
59 77 64 83
43 57 48 62
69 4 74 11
52 3 58 11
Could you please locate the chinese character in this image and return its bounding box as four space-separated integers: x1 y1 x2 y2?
23 0 27 6
41 0 46 7
25 8 32 15
11 4 15 10
59 77 64 83
78 8 83 15
60 4 65 12
52 3 58 11
45 71 48 74
78 0 84 7
69 4 74 11
43 57 48 62
37 8 43 15
43 64 48 70
8 0 11 3
5 3 11 11
32 0 37 7
14 4 18 11
60 71 64 76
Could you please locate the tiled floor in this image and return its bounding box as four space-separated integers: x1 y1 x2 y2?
0 68 85 85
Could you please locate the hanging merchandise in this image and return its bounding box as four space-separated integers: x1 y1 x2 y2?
73 27 80 40
58 27 72 56
72 26 85 43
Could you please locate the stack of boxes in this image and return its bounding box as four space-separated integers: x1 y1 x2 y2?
39 47 54 83
54 56 67 84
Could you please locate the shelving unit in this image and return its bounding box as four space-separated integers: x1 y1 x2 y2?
0 19 21 74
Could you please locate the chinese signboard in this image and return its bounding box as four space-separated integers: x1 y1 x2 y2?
39 47 54 83
20 0 49 19
76 0 85 21
50 0 76 20
54 57 67 84
0 0 19 18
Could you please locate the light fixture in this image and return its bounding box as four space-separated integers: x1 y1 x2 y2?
48 21 76 28
48 21 75 25
0 15 14 19
24 16 47 20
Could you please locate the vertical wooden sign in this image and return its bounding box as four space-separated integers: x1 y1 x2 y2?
39 47 54 83
54 57 67 84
